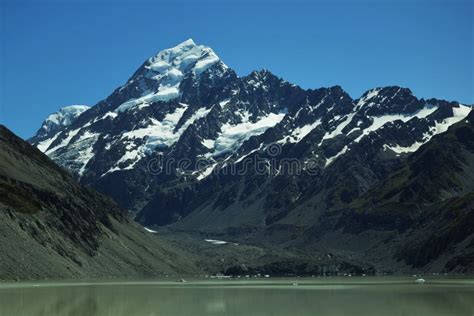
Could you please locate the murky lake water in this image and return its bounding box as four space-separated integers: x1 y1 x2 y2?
0 277 473 316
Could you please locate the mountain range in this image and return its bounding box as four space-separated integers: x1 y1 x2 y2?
27 39 473 273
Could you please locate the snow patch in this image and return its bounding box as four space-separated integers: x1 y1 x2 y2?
432 104 471 135
178 107 212 133
75 131 100 175
383 142 424 155
320 113 355 144
325 145 349 167
357 88 381 107
213 111 286 156
102 142 147 176
219 99 231 108
291 119 322 142
354 105 439 143
202 139 215 149
279 119 322 144
45 128 81 154
36 134 60 152
205 239 228 245
101 112 118 120
370 104 469 155
106 105 213 176
116 86 180 112
196 163 217 181
144 227 158 233
234 144 263 163
121 104 188 149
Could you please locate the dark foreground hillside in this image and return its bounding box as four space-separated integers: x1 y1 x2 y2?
0 125 197 280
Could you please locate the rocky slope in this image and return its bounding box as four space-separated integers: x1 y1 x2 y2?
0 125 198 280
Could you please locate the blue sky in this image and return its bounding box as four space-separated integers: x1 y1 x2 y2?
1 0 472 138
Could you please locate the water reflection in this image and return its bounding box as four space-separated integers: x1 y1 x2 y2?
0 279 473 316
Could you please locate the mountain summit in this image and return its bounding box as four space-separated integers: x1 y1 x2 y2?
116 39 226 112
31 105 90 150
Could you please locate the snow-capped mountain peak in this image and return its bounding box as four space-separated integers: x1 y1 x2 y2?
31 105 90 150
116 39 227 112
46 105 90 126
147 38 223 76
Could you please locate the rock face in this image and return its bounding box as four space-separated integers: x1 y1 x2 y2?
0 125 197 280
29 39 473 273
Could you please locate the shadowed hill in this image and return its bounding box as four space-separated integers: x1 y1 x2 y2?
0 125 198 280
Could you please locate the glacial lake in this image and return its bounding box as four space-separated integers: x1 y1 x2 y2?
0 277 473 316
